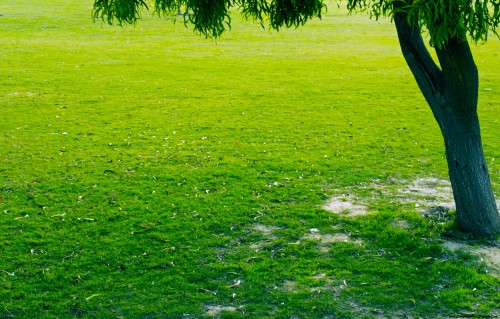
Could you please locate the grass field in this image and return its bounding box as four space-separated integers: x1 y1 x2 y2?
1 1 499 318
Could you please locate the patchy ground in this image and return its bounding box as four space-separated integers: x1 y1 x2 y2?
205 305 240 317
441 240 500 278
323 177 500 278
322 177 456 218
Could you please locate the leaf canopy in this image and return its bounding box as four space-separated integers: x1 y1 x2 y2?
93 0 500 44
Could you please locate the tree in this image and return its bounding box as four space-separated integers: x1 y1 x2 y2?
92 0 500 237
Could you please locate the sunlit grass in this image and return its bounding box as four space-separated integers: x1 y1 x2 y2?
0 1 499 318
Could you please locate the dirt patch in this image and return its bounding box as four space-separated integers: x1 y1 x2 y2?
205 305 239 317
324 177 499 218
441 240 500 277
390 219 411 230
397 177 500 213
303 233 351 243
397 177 455 212
302 229 362 252
400 177 453 198
312 272 327 280
253 223 279 237
278 273 348 295
322 195 368 217
249 223 280 252
322 177 500 277
282 280 298 293
323 177 454 218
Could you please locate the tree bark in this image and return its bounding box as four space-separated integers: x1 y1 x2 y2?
437 107 500 236
393 11 500 237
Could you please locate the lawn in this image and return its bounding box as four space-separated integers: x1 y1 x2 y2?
0 1 499 318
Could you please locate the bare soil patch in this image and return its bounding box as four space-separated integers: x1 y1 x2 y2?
442 240 500 277
323 177 500 277
322 178 457 218
252 223 280 237
249 223 281 252
205 305 239 317
398 177 455 210
322 195 368 217
302 229 363 252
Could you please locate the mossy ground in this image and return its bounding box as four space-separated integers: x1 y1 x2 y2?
0 1 499 318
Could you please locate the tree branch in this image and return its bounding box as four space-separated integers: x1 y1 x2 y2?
393 11 445 107
435 37 479 113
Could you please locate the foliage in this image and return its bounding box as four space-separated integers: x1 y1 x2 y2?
1 1 499 317
93 0 326 36
348 0 500 45
93 0 500 44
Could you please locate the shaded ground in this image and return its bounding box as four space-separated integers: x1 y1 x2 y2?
323 177 500 278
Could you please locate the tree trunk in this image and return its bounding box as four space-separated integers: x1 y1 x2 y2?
437 107 499 236
393 12 500 237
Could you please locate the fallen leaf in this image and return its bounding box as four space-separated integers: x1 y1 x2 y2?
227 280 241 288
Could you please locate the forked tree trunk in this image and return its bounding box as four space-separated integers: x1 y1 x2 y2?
393 12 500 237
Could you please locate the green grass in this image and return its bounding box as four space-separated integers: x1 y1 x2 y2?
1 1 499 318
